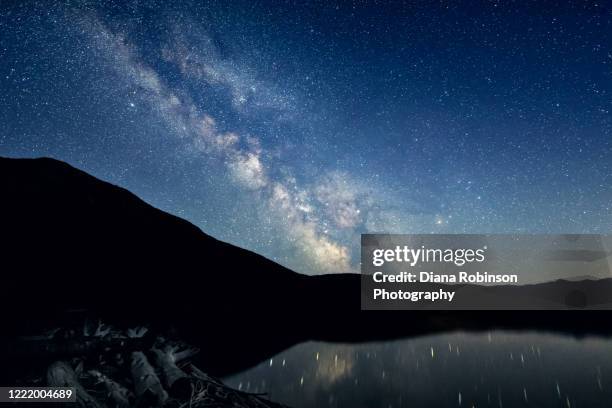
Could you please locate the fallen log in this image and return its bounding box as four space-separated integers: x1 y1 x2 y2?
89 370 131 408
130 351 168 407
152 346 192 399
46 361 105 408
16 323 293 408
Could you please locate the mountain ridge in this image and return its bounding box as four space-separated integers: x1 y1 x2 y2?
0 156 309 327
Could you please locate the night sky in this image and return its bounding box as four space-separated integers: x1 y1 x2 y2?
1 1 611 274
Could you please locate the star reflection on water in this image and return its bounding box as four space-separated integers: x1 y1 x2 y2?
225 331 611 408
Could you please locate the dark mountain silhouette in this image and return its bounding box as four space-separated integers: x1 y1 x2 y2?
1 156 304 318
558 275 600 282
1 156 612 380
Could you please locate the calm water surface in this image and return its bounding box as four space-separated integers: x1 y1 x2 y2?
224 331 612 408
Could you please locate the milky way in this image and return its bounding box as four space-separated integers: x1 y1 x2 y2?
1 1 611 274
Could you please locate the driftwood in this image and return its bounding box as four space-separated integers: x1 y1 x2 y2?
131 351 168 407
89 370 131 408
152 346 192 398
47 361 105 408
28 323 290 407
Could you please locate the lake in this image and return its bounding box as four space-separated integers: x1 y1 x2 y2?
225 331 611 407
